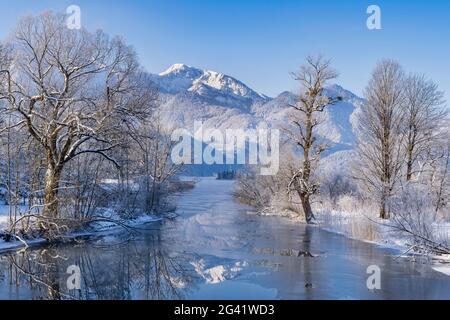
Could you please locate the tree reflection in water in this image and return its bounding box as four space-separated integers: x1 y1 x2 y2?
0 232 198 300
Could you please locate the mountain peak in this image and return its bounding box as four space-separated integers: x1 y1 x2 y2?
324 84 365 105
153 64 270 109
159 63 202 76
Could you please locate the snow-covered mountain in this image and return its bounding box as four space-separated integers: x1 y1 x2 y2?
151 64 269 111
151 64 364 151
251 84 364 149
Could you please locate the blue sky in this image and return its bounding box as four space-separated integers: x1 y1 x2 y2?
0 0 449 102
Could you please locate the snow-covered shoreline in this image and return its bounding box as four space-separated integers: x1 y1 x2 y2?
0 178 196 255
319 210 450 277
0 213 166 255
255 206 450 277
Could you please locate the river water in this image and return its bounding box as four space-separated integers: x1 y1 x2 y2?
0 178 450 300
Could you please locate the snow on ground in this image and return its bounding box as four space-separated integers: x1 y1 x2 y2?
0 203 31 231
0 203 164 254
89 210 163 232
431 253 450 276
0 216 7 230
317 206 450 276
432 264 450 276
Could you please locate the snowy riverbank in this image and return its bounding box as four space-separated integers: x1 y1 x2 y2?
317 207 450 276
255 203 450 277
0 212 166 254
0 178 197 254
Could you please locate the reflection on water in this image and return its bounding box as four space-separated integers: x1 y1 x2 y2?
1 178 450 300
0 232 199 300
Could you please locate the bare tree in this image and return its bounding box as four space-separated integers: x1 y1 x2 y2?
1 12 153 227
130 108 181 213
355 60 406 219
286 55 340 223
428 135 450 212
0 43 12 94
403 73 446 181
147 115 180 211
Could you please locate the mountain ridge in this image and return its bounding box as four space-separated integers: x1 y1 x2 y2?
151 64 270 111
151 64 363 149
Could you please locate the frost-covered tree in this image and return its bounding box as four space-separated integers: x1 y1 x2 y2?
428 134 450 212
403 73 446 181
389 183 450 254
2 12 154 223
123 108 180 214
286 55 341 223
355 60 406 219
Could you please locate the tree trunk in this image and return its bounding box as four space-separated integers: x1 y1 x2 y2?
299 192 314 224
379 193 389 219
406 144 414 181
406 161 413 181
150 181 157 211
43 164 62 218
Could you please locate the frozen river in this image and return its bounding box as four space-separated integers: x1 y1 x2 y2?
0 178 450 300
